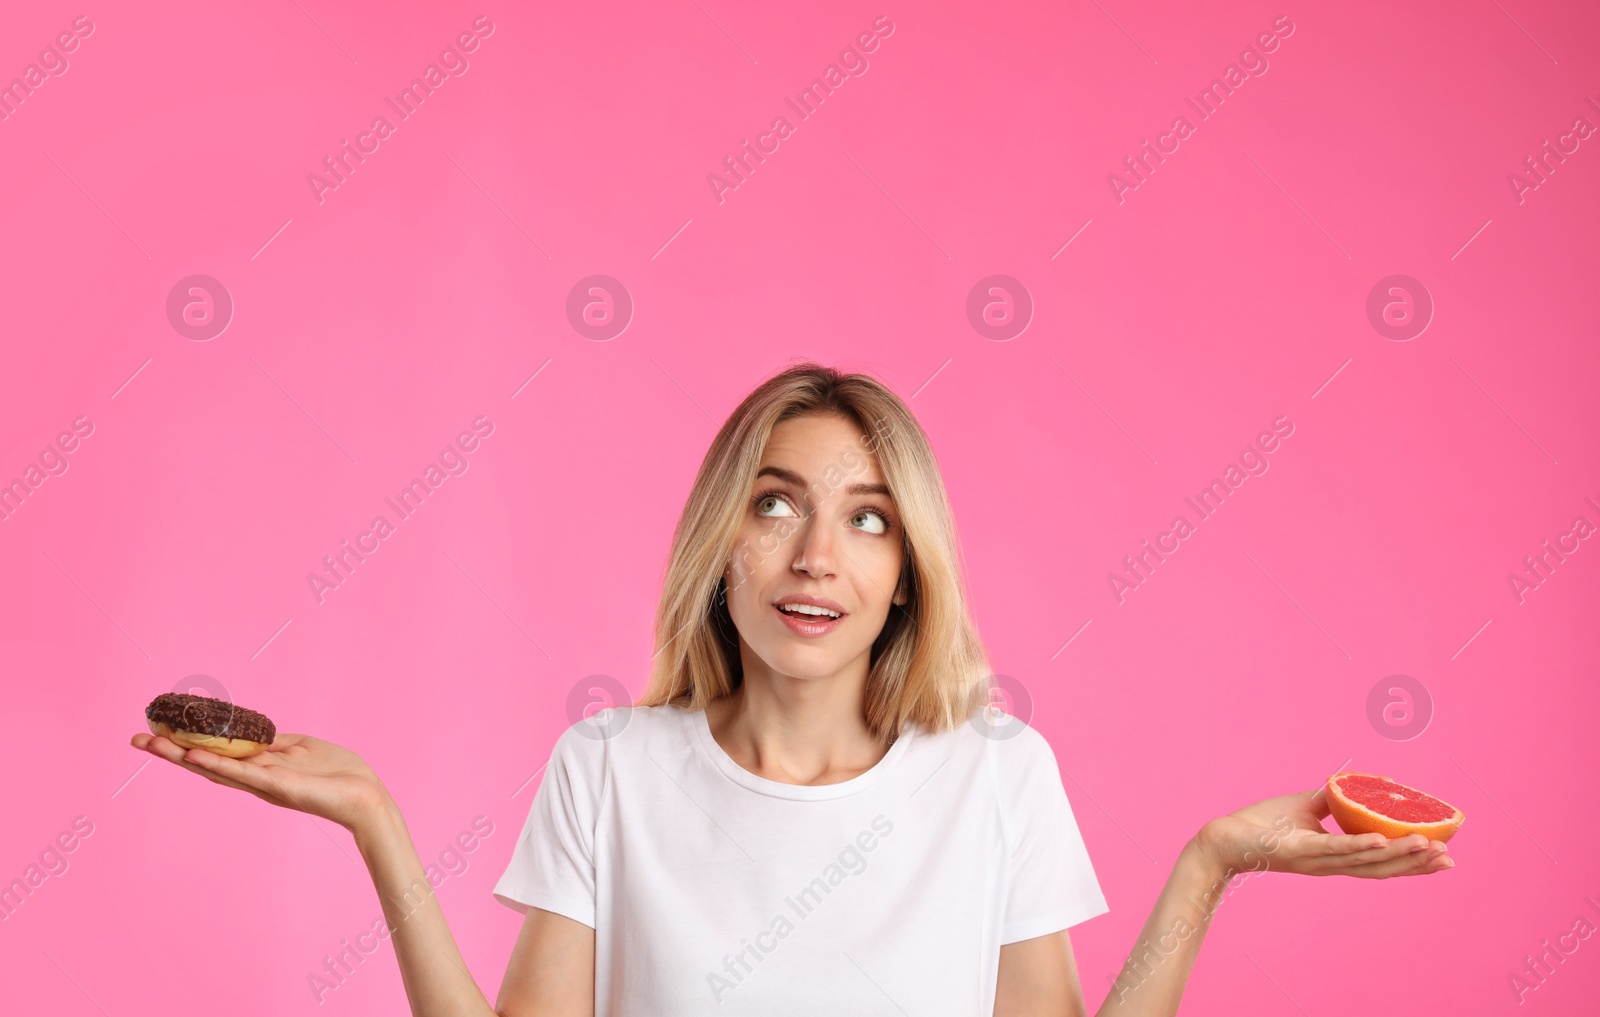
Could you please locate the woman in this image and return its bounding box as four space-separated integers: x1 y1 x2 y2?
130 363 1452 1015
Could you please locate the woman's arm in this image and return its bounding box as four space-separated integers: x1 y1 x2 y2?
350 795 498 1016
131 732 596 1017
354 793 597 1017
995 789 1453 1017
1094 834 1232 1013
994 835 1222 1017
498 899 596 1014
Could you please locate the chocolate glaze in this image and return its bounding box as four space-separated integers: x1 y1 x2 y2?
146 692 276 744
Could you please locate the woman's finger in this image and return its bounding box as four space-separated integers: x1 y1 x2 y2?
1306 786 1332 820
135 734 284 802
1323 846 1452 879
1267 830 1390 869
133 732 188 765
182 748 296 803
169 755 271 798
1299 838 1440 873
1270 830 1440 874
1321 832 1428 858
1313 831 1398 856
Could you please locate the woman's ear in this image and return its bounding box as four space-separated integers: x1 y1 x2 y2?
892 569 909 606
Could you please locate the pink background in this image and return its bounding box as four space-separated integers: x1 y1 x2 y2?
2 1 1597 1013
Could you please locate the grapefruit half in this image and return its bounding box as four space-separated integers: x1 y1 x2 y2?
1326 771 1465 842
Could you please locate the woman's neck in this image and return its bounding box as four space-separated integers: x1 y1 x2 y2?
704 671 894 787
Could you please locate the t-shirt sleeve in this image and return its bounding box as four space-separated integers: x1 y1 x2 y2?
996 724 1110 945
492 719 606 929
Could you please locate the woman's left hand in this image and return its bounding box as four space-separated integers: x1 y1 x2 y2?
1192 784 1454 880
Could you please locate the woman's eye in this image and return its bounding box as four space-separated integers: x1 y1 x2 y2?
756 494 796 517
853 510 888 535
757 493 888 534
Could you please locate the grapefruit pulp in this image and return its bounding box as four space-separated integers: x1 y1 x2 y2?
1326 771 1465 843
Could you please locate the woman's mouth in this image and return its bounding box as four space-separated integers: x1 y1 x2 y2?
773 603 846 637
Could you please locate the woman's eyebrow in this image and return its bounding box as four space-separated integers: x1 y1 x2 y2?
756 464 891 498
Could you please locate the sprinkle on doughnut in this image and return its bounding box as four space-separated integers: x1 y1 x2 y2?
145 692 276 745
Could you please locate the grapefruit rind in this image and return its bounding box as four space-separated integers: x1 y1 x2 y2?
1325 771 1465 843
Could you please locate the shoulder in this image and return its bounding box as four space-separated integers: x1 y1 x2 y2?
963 716 1068 819
985 718 1064 793
925 710 1059 772
907 711 1063 800
548 702 697 771
991 717 1059 769
961 718 1082 859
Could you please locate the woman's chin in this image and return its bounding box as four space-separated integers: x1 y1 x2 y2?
749 645 859 683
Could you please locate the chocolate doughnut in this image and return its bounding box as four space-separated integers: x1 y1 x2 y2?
146 692 276 758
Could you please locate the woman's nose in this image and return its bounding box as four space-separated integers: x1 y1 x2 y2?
792 517 837 576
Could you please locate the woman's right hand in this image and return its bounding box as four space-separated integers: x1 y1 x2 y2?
132 731 512 1016
130 730 390 832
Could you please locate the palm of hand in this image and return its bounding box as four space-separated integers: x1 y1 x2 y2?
1195 786 1453 880
130 730 388 831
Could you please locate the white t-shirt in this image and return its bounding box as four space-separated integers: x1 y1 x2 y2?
493 703 1108 1015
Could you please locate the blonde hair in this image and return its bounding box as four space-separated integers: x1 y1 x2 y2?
636 361 993 740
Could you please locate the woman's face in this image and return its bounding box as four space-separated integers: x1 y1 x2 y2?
722 412 907 683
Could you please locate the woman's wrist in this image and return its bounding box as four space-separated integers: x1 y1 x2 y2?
1184 822 1236 885
349 786 406 850
1164 831 1241 934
